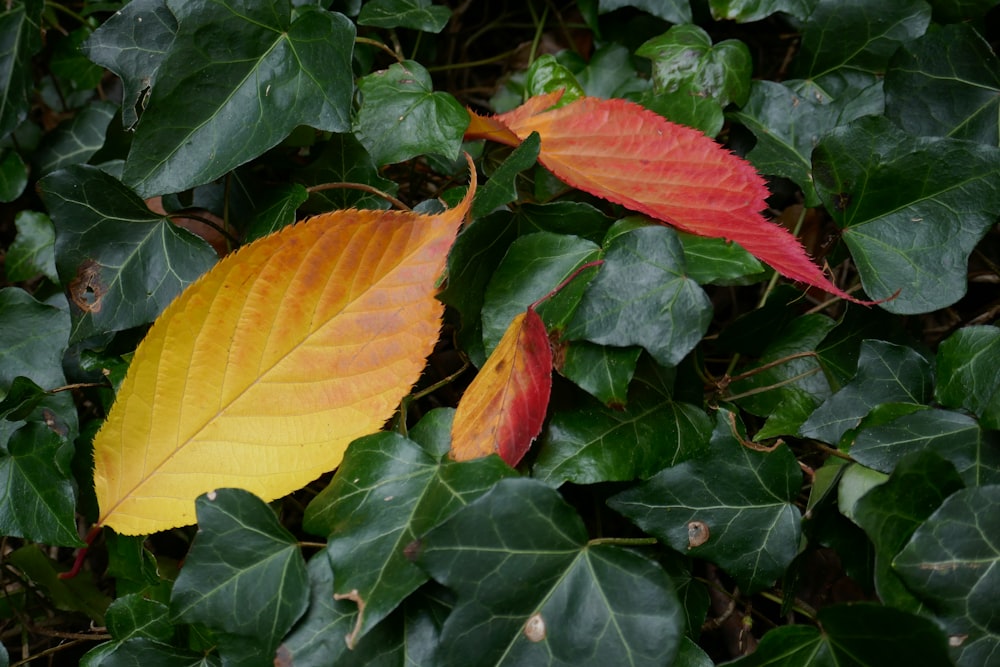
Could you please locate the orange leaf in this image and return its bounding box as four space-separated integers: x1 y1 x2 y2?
466 92 875 304
450 308 552 466
93 161 476 535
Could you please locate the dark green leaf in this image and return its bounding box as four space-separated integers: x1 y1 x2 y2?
815 304 908 390
80 0 177 130
472 132 540 218
566 222 712 368
725 602 952 666
0 0 43 137
800 340 933 445
295 133 397 213
240 183 309 243
40 165 217 342
678 231 764 285
854 451 964 612
82 638 220 667
407 407 455 459
926 0 1000 22
609 409 802 592
277 556 356 666
0 149 28 202
357 0 450 32
885 24 1000 145
813 117 1000 313
355 60 468 166
525 56 585 106
105 595 173 642
123 3 355 196
728 79 882 206
727 313 837 421
636 24 751 107
104 532 168 598
0 287 70 391
534 383 710 486
419 478 684 666
709 0 815 22
512 202 612 244
439 210 517 366
895 485 1000 666
170 488 308 654
0 376 46 422
0 423 81 546
576 43 647 99
635 87 724 137
936 325 1000 431
481 232 601 355
50 27 104 92
302 432 515 643
5 211 58 283
795 0 931 80
5 544 109 621
34 101 117 176
556 342 640 407
853 409 1000 487
597 0 691 24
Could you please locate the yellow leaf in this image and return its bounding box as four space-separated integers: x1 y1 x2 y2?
94 164 476 535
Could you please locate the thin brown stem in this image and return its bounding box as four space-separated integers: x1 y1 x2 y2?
356 36 403 63
306 182 411 211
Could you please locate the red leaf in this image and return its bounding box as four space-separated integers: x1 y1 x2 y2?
467 92 878 304
450 308 552 466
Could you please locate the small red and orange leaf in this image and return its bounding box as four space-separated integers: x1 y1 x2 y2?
93 161 476 535
450 309 552 467
466 93 877 304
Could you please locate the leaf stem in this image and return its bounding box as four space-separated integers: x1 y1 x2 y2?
526 3 550 65
306 182 411 211
726 351 818 383
167 212 240 247
529 259 603 311
724 367 821 402
356 36 403 63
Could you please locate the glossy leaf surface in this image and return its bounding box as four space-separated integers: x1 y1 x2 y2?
92 173 474 534
122 1 355 197
935 325 1000 431
451 309 552 466
302 431 514 644
418 478 684 666
609 410 802 592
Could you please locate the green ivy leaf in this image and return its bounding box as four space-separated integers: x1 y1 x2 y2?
439 210 518 366
106 594 174 642
636 24 751 107
80 0 178 130
39 165 218 343
724 603 953 666
472 132 540 218
512 201 612 244
813 116 1000 313
418 478 684 666
609 409 802 592
82 638 220 667
885 24 999 145
240 183 309 243
535 382 710 486
481 231 601 355
597 0 691 24
33 101 117 176
728 79 882 206
936 325 1000 431
800 340 932 446
795 0 930 80
926 0 1000 22
853 409 1000 487
0 423 81 546
708 0 815 22
854 451 964 613
556 342 641 407
122 2 355 196
355 60 468 166
5 211 58 283
895 485 1000 666
357 0 450 32
170 488 309 655
0 376 46 422
302 432 515 643
0 0 43 137
525 56 586 106
576 43 648 99
566 222 712 368
0 149 29 202
678 232 764 285
5 543 110 622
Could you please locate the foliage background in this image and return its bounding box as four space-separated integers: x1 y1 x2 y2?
1 0 999 665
